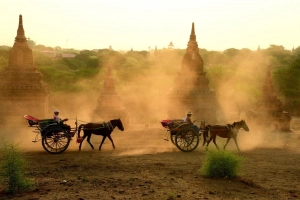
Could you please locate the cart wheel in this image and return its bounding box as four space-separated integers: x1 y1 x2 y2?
170 130 176 145
170 134 176 145
42 127 71 154
175 127 199 152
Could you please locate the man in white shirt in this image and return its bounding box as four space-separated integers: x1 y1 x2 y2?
183 110 201 135
53 110 68 123
53 110 72 136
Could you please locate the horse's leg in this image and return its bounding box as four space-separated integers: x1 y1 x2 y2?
202 131 207 146
224 138 232 150
212 137 219 150
202 135 206 146
107 135 115 149
86 133 94 149
99 135 107 150
79 134 87 151
206 135 213 150
233 137 240 151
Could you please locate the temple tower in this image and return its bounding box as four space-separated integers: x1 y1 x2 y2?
94 65 129 127
167 23 217 123
247 65 291 131
168 41 174 50
0 15 50 124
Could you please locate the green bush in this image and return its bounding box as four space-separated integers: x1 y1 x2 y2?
0 141 34 193
200 150 243 178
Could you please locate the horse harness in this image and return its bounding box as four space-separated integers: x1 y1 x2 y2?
83 121 114 131
207 124 234 132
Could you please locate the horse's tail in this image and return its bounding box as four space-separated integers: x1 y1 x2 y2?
77 124 84 138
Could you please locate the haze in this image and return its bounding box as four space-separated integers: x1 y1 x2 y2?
1 0 299 51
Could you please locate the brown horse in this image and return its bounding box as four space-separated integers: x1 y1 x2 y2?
204 120 249 151
77 119 124 151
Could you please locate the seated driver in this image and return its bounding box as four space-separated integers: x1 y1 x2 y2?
183 110 201 135
53 110 72 135
53 110 68 123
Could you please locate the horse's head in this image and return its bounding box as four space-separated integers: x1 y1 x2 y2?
236 120 249 131
111 118 124 131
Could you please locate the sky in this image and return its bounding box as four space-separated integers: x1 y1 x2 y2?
1 0 299 51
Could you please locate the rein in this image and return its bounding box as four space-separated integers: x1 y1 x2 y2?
208 123 239 132
94 121 114 131
78 120 115 131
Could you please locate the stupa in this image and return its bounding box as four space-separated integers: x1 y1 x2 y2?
247 65 291 131
167 23 217 123
94 65 129 127
0 15 50 124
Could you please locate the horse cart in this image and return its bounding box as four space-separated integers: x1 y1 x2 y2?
160 119 205 152
24 115 77 154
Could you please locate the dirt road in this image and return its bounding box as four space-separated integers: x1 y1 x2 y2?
1 124 300 200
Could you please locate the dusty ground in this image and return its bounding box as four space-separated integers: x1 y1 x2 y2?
1 120 300 200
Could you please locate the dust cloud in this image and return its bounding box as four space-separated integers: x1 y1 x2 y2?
208 51 300 152
1 50 300 154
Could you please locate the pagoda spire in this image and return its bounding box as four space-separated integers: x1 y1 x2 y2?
262 65 277 98
186 22 199 56
189 22 196 41
102 64 115 92
185 22 202 72
15 15 26 43
257 45 261 62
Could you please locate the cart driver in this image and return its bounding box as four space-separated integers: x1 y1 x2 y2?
53 110 68 123
53 110 72 134
183 110 201 135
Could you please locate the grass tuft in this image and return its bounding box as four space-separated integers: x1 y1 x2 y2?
200 150 243 178
0 140 34 193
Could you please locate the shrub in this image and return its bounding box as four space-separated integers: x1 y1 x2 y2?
200 150 243 178
0 141 34 193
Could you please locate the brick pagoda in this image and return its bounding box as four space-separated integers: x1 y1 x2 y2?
167 23 217 123
0 15 50 124
247 65 291 131
94 65 129 127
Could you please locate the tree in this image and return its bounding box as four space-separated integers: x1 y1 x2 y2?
264 45 292 67
33 51 53 66
224 48 239 58
27 38 36 49
33 45 53 51
86 58 99 68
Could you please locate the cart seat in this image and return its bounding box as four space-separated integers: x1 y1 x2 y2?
24 115 55 127
24 115 39 122
24 115 39 126
160 119 188 129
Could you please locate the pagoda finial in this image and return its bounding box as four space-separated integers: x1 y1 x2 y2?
15 14 26 42
19 15 22 25
191 22 195 35
17 15 25 37
189 22 196 41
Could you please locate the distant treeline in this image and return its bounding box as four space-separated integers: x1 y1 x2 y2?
0 44 300 115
